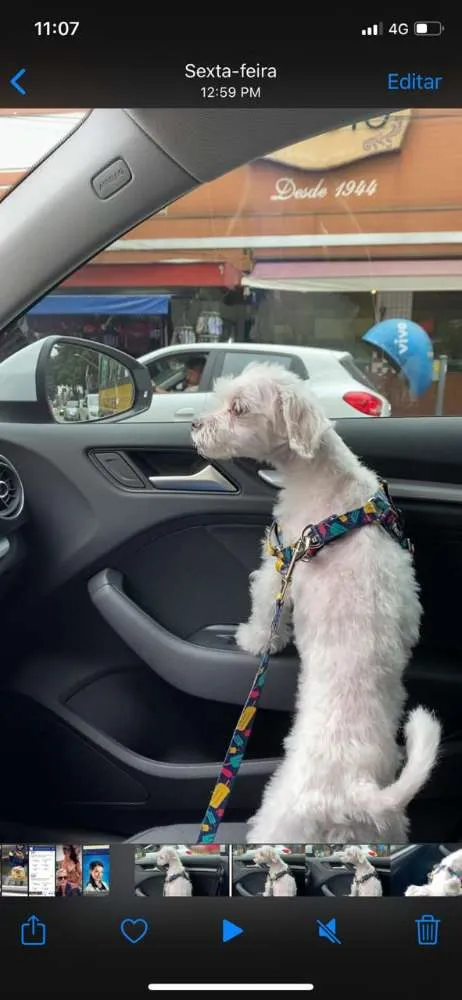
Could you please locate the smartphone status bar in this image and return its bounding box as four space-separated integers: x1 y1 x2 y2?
0 15 457 107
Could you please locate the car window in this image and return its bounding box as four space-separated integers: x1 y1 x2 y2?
0 111 87 196
310 843 391 857
148 353 208 392
339 355 378 392
148 355 185 386
2 108 461 420
219 351 292 379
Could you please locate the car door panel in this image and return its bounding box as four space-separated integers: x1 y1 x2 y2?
134 349 218 424
1 416 462 837
390 845 445 897
173 405 196 419
232 854 307 896
132 391 208 423
306 856 390 896
135 855 228 897
88 567 298 711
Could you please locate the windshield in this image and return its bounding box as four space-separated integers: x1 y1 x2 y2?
0 109 87 200
1 107 461 420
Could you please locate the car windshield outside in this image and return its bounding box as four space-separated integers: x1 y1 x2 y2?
134 844 228 862
308 844 390 858
1 107 462 421
0 109 86 192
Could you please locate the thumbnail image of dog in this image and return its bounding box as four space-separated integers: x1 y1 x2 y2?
156 846 193 897
333 845 383 897
404 848 462 896
192 363 441 844
254 845 297 896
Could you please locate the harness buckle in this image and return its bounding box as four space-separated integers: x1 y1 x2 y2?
300 524 314 552
277 530 312 602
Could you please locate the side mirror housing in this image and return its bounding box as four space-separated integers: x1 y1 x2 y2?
0 336 152 423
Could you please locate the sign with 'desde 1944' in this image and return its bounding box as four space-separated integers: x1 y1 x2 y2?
263 111 410 203
270 177 378 201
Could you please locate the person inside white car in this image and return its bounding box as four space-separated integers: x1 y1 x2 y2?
153 356 206 394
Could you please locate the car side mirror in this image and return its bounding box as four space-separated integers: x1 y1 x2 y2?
0 336 152 423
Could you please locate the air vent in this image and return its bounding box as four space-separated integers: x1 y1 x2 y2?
0 456 24 520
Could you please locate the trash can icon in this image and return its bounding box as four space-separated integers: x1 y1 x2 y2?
416 914 440 946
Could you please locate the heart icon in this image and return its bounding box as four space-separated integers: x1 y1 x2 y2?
120 917 150 944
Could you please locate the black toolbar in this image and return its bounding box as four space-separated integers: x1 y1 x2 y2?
0 15 459 106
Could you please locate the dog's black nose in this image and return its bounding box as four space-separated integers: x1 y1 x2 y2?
192 419 203 431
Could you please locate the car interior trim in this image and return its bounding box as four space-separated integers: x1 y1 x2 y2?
258 467 462 504
148 465 238 493
0 538 10 559
88 568 298 712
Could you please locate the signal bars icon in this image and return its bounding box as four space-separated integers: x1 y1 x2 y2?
361 23 383 36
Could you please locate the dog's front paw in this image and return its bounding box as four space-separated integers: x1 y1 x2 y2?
404 885 426 897
235 622 288 657
235 622 267 656
267 631 290 655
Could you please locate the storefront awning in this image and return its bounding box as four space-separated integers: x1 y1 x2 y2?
242 259 462 293
28 293 170 315
62 262 242 289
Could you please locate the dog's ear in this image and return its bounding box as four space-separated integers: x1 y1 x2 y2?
280 384 331 460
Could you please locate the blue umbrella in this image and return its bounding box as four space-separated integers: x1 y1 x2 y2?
362 318 434 397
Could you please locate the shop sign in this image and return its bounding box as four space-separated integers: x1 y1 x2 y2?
265 110 411 171
270 176 379 201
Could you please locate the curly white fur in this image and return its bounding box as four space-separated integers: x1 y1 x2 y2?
254 845 297 896
156 846 193 897
192 363 441 844
405 848 462 896
333 845 383 896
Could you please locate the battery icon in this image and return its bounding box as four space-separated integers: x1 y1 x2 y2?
414 21 444 35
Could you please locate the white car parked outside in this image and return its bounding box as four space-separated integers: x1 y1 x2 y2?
127 342 390 424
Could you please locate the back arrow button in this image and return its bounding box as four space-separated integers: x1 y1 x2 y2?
10 68 27 95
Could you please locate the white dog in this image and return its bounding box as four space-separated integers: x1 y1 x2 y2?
191 363 441 844
156 846 193 897
254 845 297 896
332 845 383 896
404 849 462 896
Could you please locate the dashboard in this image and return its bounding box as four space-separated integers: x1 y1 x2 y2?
0 454 27 599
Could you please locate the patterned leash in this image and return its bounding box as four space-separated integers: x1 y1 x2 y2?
196 481 412 845
196 531 310 844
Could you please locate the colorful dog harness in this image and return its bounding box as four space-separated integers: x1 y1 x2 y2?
163 870 192 897
353 870 378 887
164 871 191 885
267 480 412 569
196 480 412 844
267 869 291 895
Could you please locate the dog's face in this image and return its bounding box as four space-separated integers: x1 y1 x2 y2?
336 845 368 865
11 865 25 881
156 846 178 868
254 845 280 866
191 363 331 463
432 849 462 880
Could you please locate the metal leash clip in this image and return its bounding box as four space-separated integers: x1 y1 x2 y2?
277 527 312 602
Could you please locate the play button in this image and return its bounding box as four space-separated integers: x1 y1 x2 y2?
222 919 244 943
